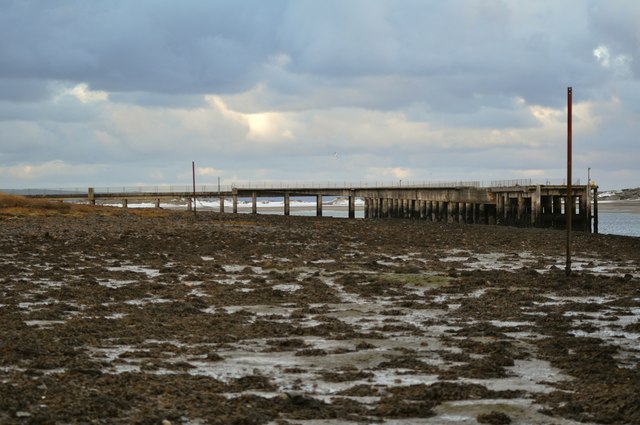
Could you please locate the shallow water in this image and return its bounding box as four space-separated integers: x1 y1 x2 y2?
597 201 640 237
598 211 640 237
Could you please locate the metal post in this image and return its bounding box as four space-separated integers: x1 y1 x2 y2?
566 87 572 276
593 186 599 234
218 176 222 221
587 167 591 232
192 161 196 216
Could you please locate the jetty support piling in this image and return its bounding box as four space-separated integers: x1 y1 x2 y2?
219 196 225 214
284 193 290 216
316 194 323 217
88 187 95 205
448 203 455 223
348 192 356 219
232 189 238 214
580 194 589 232
251 192 257 214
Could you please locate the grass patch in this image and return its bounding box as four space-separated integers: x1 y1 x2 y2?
0 193 169 219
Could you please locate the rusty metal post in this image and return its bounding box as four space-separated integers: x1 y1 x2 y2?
566 87 572 276
192 161 196 216
586 168 591 232
593 186 598 234
218 176 223 221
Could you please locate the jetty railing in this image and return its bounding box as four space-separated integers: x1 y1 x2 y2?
3 178 585 196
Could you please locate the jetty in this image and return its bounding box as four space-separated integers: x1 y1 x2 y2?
19 179 598 232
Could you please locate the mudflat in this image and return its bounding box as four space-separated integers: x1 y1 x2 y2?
1 208 639 424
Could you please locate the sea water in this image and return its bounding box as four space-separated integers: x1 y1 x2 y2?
249 199 640 237
597 201 640 237
110 197 640 238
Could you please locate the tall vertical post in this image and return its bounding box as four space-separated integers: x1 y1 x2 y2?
566 87 572 276
192 161 197 216
586 168 591 232
218 176 223 218
593 186 599 234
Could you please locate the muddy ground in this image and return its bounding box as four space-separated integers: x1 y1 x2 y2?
1 210 639 424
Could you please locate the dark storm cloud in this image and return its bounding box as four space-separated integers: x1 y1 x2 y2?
0 0 630 112
0 0 639 189
0 79 55 102
0 0 286 95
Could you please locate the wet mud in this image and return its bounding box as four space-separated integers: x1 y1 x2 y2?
1 211 639 424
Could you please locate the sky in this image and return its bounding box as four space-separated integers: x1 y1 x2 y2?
1 0 639 190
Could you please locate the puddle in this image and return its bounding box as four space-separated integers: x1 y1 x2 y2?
222 265 264 273
98 279 137 288
272 284 303 292
24 320 66 327
124 297 173 305
106 264 161 278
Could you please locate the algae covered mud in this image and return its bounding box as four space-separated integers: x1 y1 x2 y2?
1 209 639 424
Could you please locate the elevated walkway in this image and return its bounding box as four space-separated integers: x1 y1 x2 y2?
19 181 598 232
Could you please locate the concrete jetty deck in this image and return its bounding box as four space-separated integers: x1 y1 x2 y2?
22 181 598 232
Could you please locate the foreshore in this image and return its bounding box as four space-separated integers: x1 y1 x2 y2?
1 208 639 424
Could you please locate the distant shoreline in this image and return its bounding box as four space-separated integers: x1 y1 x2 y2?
597 200 640 214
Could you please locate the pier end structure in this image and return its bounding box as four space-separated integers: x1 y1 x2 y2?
358 184 595 231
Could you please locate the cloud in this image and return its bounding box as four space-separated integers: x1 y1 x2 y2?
0 0 286 94
366 167 414 181
63 84 109 104
196 166 223 178
0 160 106 183
593 45 633 76
1 1 639 190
